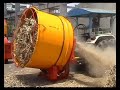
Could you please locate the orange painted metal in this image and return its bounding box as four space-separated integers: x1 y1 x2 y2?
13 6 75 81
4 19 7 36
4 37 12 63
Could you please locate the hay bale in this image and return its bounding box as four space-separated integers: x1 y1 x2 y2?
13 18 38 67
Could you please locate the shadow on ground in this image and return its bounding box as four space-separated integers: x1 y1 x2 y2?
16 73 59 87
70 76 101 87
15 71 100 87
16 73 69 87
15 58 100 87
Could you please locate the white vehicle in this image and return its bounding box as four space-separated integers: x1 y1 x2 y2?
67 8 116 49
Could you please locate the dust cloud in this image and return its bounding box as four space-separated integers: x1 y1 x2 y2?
76 42 116 77
76 41 116 87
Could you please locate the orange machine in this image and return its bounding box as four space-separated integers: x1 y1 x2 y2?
4 19 12 63
4 19 7 36
13 7 76 81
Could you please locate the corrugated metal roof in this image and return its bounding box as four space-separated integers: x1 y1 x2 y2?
67 8 116 17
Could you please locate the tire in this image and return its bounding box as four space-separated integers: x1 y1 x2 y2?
4 59 8 64
108 39 116 47
41 69 47 74
97 39 109 49
72 58 87 73
96 39 116 49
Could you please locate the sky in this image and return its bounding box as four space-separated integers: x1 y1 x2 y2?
6 3 80 12
67 3 79 6
67 3 79 12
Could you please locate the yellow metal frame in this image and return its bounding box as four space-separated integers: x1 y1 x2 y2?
14 7 74 71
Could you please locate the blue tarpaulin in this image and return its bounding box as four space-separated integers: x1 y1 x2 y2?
67 8 116 17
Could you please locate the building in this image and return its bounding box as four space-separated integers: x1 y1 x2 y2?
4 3 75 36
69 3 116 37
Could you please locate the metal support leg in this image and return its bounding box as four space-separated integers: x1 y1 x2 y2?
48 66 58 81
57 62 69 80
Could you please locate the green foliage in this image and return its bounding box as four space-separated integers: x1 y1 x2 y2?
7 20 15 37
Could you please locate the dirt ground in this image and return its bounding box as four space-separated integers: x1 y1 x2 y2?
4 59 115 87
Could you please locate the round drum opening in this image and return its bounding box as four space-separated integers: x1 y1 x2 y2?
13 7 38 67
